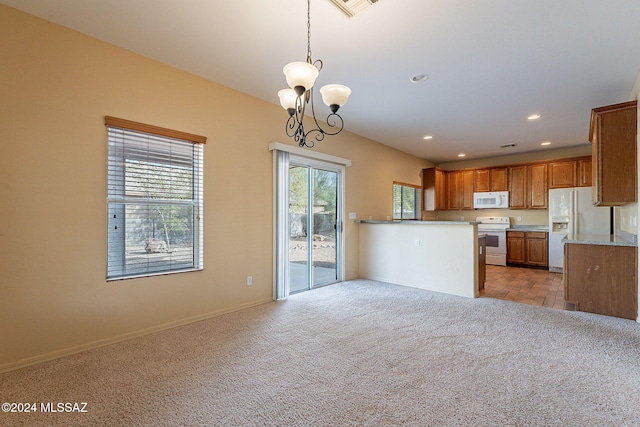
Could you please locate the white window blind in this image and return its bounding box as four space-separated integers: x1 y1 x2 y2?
106 117 204 280
393 182 422 220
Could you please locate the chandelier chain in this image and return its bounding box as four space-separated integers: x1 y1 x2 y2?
306 0 312 63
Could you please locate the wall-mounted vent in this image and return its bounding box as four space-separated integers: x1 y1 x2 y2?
499 143 518 149
328 0 379 18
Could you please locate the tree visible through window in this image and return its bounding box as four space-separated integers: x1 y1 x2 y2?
393 182 422 220
106 117 205 280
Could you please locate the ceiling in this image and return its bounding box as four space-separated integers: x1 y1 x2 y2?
3 0 640 163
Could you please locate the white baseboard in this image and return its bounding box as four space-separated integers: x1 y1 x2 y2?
0 297 273 374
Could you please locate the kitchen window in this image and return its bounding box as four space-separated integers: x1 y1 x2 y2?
392 182 422 220
105 116 206 280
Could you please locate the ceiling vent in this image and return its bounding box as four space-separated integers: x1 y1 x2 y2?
499 143 518 149
328 0 379 18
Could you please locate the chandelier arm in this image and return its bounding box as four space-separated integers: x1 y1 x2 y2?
308 90 345 136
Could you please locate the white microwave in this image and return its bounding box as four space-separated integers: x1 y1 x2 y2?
473 191 509 209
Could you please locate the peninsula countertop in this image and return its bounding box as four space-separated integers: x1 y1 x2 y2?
356 220 480 225
563 233 637 247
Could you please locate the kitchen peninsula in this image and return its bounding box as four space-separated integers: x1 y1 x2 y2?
357 220 481 298
563 233 638 320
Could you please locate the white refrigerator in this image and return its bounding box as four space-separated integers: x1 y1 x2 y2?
548 187 611 272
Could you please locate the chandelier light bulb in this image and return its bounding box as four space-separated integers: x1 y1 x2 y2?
283 62 319 95
319 84 351 112
278 88 298 114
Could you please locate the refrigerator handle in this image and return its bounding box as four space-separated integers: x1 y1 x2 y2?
571 189 577 235
572 190 580 234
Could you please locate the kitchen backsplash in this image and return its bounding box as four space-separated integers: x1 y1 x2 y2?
424 208 550 226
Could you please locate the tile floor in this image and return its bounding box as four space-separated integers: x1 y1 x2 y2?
480 264 575 311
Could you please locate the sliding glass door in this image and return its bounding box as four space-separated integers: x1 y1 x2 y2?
289 164 339 293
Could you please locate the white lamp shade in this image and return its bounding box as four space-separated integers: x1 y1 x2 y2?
319 84 351 107
283 61 319 92
277 88 298 110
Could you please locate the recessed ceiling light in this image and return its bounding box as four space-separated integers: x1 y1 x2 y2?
423 135 433 140
528 114 542 120
411 74 429 83
541 141 551 146
457 153 466 157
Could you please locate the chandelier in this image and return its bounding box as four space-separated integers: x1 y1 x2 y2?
277 0 351 148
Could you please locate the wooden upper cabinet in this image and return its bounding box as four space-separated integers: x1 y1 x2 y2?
474 169 491 192
461 170 474 209
549 161 577 189
577 157 592 187
490 168 508 191
528 163 548 209
446 170 474 210
590 100 637 206
446 171 461 210
508 166 527 209
422 167 446 211
475 167 508 192
509 163 547 209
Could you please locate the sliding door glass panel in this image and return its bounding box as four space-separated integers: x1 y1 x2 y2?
312 169 337 287
289 166 309 293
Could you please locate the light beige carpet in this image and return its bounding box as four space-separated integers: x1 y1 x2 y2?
2 279 640 426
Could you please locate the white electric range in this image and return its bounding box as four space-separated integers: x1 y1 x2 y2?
476 216 511 266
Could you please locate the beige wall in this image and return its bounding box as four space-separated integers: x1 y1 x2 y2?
0 5 432 371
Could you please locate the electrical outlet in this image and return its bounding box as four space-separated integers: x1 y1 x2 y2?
415 239 421 247
517 216 522 222
246 276 252 286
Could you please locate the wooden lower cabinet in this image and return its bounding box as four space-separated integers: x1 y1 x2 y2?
564 243 637 320
507 231 548 267
506 231 525 264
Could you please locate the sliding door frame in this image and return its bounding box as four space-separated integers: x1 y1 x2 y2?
270 142 350 300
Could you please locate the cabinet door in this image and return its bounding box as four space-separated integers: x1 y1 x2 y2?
507 232 525 263
525 232 548 266
565 243 637 320
591 101 637 206
447 171 461 210
491 168 508 191
576 158 592 187
474 169 490 192
508 166 527 209
423 167 446 211
549 161 576 189
461 170 474 209
436 169 447 210
528 163 548 209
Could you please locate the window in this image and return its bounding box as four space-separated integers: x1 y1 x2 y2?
393 182 422 220
106 116 205 280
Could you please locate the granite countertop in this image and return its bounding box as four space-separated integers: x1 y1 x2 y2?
563 233 637 247
507 225 550 232
356 220 480 225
